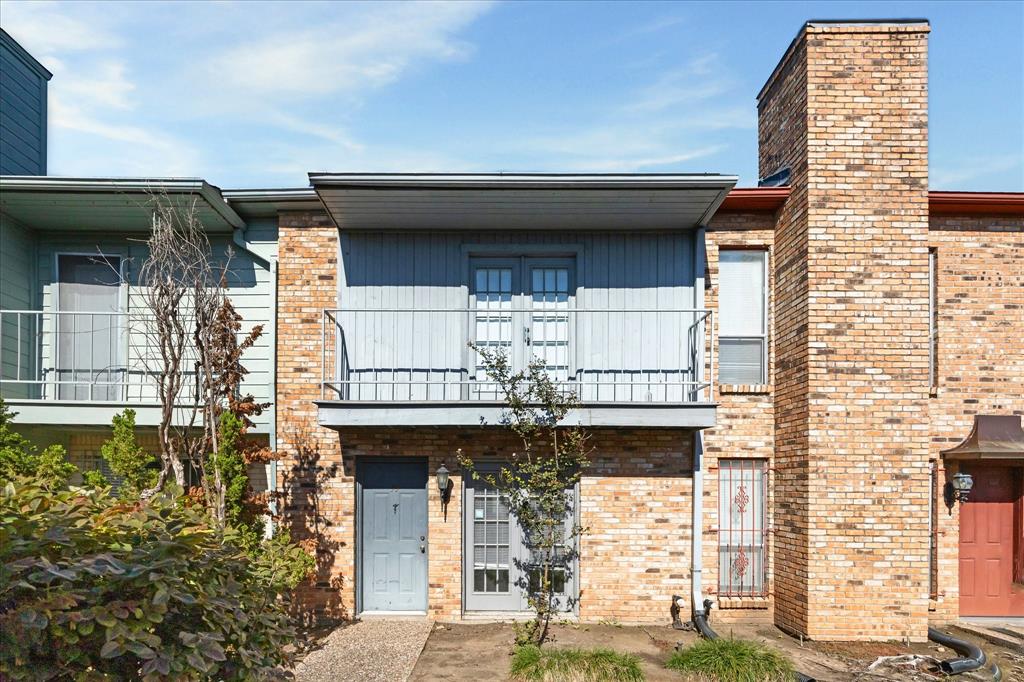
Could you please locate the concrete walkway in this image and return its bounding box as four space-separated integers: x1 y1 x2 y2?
294 620 432 682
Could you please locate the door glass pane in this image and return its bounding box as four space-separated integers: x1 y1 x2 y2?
473 267 513 399
472 483 511 594
57 255 123 401
530 267 570 383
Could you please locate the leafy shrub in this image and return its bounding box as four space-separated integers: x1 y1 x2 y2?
510 645 645 682
0 399 74 489
0 477 301 680
666 638 795 682
100 408 157 496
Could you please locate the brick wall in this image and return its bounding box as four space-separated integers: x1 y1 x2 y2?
704 211 777 619
275 211 350 619
928 213 1024 621
759 22 933 641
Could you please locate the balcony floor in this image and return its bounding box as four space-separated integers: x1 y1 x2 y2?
315 400 716 429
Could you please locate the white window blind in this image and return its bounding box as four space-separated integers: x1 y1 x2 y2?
718 250 767 384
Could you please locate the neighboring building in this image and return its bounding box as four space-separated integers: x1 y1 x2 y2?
1 19 1022 642
0 177 279 485
0 28 50 176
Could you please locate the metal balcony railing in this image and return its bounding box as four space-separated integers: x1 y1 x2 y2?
0 309 186 403
322 307 714 404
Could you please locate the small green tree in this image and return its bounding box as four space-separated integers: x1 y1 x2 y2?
100 408 157 497
0 398 74 489
458 346 590 646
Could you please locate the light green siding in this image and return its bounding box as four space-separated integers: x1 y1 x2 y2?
0 214 38 398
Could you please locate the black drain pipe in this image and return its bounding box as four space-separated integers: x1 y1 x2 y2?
670 595 815 682
928 627 1001 680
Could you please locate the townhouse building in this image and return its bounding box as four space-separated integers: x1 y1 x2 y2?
1 20 1021 642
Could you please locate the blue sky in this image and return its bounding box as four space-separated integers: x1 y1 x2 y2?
3 1 1022 190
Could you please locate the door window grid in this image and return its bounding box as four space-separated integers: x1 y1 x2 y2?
472 484 511 593
530 268 570 384
718 459 768 596
473 267 513 399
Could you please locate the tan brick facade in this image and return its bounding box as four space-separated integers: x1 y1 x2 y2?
759 22 933 641
928 214 1024 622
270 21 1023 639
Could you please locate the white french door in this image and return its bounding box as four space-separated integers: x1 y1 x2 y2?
469 257 574 397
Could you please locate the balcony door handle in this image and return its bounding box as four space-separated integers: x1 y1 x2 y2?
523 326 531 345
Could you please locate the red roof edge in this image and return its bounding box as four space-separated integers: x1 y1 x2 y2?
719 187 791 212
719 188 1024 215
928 191 1024 215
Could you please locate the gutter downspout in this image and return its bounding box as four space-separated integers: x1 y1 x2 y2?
267 258 278 535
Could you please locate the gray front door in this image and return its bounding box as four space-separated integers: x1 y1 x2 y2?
464 471 578 612
359 459 428 612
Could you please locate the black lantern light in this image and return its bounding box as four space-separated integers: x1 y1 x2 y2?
944 471 974 509
436 462 451 504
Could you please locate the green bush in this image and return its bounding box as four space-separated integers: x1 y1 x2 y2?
100 408 157 496
666 638 795 682
0 477 300 680
0 399 74 489
510 645 645 682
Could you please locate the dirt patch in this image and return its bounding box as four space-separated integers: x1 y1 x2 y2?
411 619 1021 681
410 622 696 681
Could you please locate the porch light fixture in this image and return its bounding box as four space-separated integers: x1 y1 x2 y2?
436 463 451 504
944 472 974 509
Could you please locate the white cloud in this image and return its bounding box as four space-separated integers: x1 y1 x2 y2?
1 1 120 56
568 147 725 173
203 1 492 100
931 154 1023 189
625 54 731 113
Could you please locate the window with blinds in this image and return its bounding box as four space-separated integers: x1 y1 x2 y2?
718 250 767 385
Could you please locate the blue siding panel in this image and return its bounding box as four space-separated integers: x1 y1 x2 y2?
0 34 48 175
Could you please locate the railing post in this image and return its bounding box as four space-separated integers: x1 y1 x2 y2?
321 310 326 401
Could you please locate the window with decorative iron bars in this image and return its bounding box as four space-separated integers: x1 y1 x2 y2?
718 458 768 596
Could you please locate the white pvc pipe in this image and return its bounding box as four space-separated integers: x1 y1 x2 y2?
691 429 706 616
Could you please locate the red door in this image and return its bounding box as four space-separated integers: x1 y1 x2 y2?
959 466 1024 617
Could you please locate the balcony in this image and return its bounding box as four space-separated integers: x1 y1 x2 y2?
318 307 716 428
0 309 170 425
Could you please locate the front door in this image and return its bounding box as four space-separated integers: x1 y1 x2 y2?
463 471 577 612
359 459 428 612
959 465 1024 616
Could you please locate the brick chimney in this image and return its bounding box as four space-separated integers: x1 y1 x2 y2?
759 20 932 641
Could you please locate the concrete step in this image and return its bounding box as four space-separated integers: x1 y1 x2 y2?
950 622 1024 652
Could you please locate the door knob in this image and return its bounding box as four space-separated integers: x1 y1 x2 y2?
420 544 426 553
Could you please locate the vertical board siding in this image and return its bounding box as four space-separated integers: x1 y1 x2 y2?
29 234 273 430
336 230 698 403
0 215 38 398
0 45 47 175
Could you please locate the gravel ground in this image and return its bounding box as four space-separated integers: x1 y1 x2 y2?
293 620 432 682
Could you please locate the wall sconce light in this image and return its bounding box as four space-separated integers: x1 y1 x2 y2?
944 472 974 509
436 462 451 505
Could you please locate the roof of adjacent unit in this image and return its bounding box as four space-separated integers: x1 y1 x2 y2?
0 28 53 80
0 176 244 231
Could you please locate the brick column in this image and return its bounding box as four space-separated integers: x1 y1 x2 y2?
759 21 932 641
275 211 353 620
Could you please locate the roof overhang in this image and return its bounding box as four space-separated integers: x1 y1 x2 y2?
0 176 244 232
941 415 1024 461
928 191 1024 216
719 187 791 212
309 173 737 231
222 187 322 219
